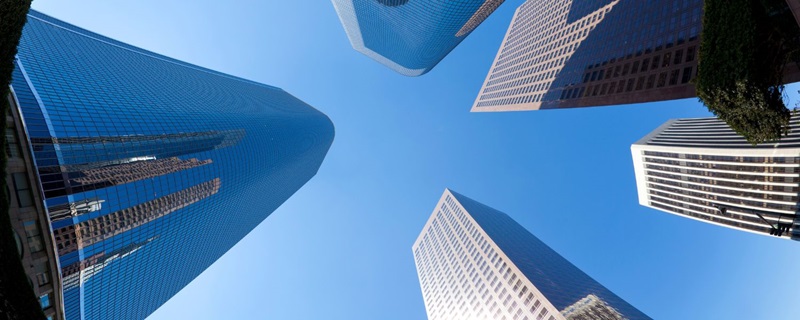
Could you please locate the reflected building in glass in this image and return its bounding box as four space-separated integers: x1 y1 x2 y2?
6 10 334 320
331 0 505 76
413 189 651 320
632 117 800 241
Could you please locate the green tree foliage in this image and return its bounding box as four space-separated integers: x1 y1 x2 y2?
0 1 47 319
696 0 800 144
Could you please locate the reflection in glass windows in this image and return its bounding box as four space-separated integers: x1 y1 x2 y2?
11 10 334 320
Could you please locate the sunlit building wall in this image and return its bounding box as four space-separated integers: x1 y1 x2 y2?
412 189 651 320
632 117 800 241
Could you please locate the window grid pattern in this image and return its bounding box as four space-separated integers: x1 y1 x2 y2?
414 193 560 320
12 11 334 320
473 0 704 111
332 0 504 76
632 118 800 240
414 190 650 320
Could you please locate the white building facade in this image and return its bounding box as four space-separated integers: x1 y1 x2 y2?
632 117 800 240
412 189 650 320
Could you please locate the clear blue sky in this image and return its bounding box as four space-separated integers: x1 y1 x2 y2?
31 1 800 319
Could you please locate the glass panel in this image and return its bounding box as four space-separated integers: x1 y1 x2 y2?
40 294 50 309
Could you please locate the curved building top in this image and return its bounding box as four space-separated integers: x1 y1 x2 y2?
12 10 334 320
332 0 504 76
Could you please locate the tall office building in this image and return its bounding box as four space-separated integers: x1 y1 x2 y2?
5 10 334 320
412 189 650 320
632 117 800 241
331 0 504 76
473 0 800 112
473 0 708 111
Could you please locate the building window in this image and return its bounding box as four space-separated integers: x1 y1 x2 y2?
673 49 683 65
36 271 51 286
631 61 640 74
646 74 656 89
23 221 44 253
662 52 672 67
681 67 694 84
626 78 635 92
657 72 668 87
669 69 680 85
537 308 549 320
39 293 50 309
5 128 22 158
635 77 645 90
650 56 660 70
12 173 33 208
35 263 51 286
685 46 696 62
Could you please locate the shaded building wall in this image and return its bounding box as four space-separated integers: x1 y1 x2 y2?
5 92 64 320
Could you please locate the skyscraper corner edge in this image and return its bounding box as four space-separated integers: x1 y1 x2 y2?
412 189 652 320
631 117 800 241
631 119 677 206
412 188 455 251
330 0 430 77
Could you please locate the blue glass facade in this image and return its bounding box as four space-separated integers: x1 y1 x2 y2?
332 0 505 76
449 190 651 319
11 10 334 320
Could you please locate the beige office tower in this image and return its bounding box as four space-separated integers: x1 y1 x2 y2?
632 117 800 240
473 0 708 112
473 0 800 112
412 189 651 320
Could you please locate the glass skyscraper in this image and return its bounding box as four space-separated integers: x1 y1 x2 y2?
413 189 650 320
8 10 334 319
331 0 505 76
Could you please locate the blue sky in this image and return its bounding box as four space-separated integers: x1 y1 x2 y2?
31 1 800 319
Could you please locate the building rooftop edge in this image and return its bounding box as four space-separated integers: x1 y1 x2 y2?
26 10 283 91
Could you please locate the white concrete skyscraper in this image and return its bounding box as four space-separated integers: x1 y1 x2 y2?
632 117 800 240
412 189 650 320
